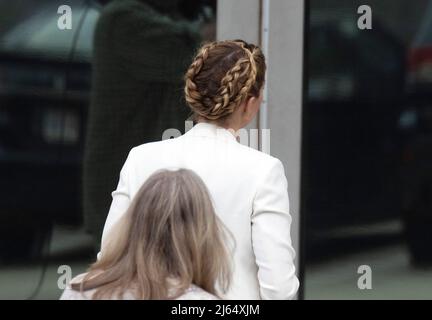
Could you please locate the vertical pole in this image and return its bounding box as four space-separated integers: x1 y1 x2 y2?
264 0 304 299
217 0 305 299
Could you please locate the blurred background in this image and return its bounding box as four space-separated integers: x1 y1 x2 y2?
0 0 431 299
304 0 432 299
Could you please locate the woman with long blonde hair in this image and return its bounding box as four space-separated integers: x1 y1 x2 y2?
61 169 232 300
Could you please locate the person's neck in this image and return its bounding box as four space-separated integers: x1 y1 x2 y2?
196 119 242 133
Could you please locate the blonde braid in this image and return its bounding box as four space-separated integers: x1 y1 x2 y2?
209 42 258 119
184 42 218 114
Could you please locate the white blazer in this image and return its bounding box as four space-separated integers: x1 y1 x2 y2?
100 122 299 300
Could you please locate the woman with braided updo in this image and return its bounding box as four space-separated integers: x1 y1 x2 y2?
99 40 299 299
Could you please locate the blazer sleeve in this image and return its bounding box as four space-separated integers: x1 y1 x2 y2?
251 158 300 300
99 149 135 255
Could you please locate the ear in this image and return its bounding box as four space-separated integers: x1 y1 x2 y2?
243 95 261 121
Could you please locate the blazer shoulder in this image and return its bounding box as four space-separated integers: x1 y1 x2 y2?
129 138 174 156
235 142 283 168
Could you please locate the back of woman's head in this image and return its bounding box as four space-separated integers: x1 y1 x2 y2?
73 169 232 299
184 40 266 121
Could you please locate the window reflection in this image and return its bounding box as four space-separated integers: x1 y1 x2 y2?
305 0 432 299
0 0 216 299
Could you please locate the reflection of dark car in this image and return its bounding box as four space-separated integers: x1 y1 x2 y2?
399 103 432 265
0 0 214 260
399 3 432 265
305 17 406 229
0 1 100 259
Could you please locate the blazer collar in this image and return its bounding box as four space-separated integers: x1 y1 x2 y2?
185 122 238 142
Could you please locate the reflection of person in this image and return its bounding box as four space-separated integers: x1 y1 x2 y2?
100 40 300 299
83 0 201 245
61 169 232 300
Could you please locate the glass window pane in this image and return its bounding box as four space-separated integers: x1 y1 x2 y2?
304 0 432 299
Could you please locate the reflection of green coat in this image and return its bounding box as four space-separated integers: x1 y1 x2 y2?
83 0 200 244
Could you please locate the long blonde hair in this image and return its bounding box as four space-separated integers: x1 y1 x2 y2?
72 169 233 299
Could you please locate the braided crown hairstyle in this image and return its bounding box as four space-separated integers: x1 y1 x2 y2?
184 40 266 121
